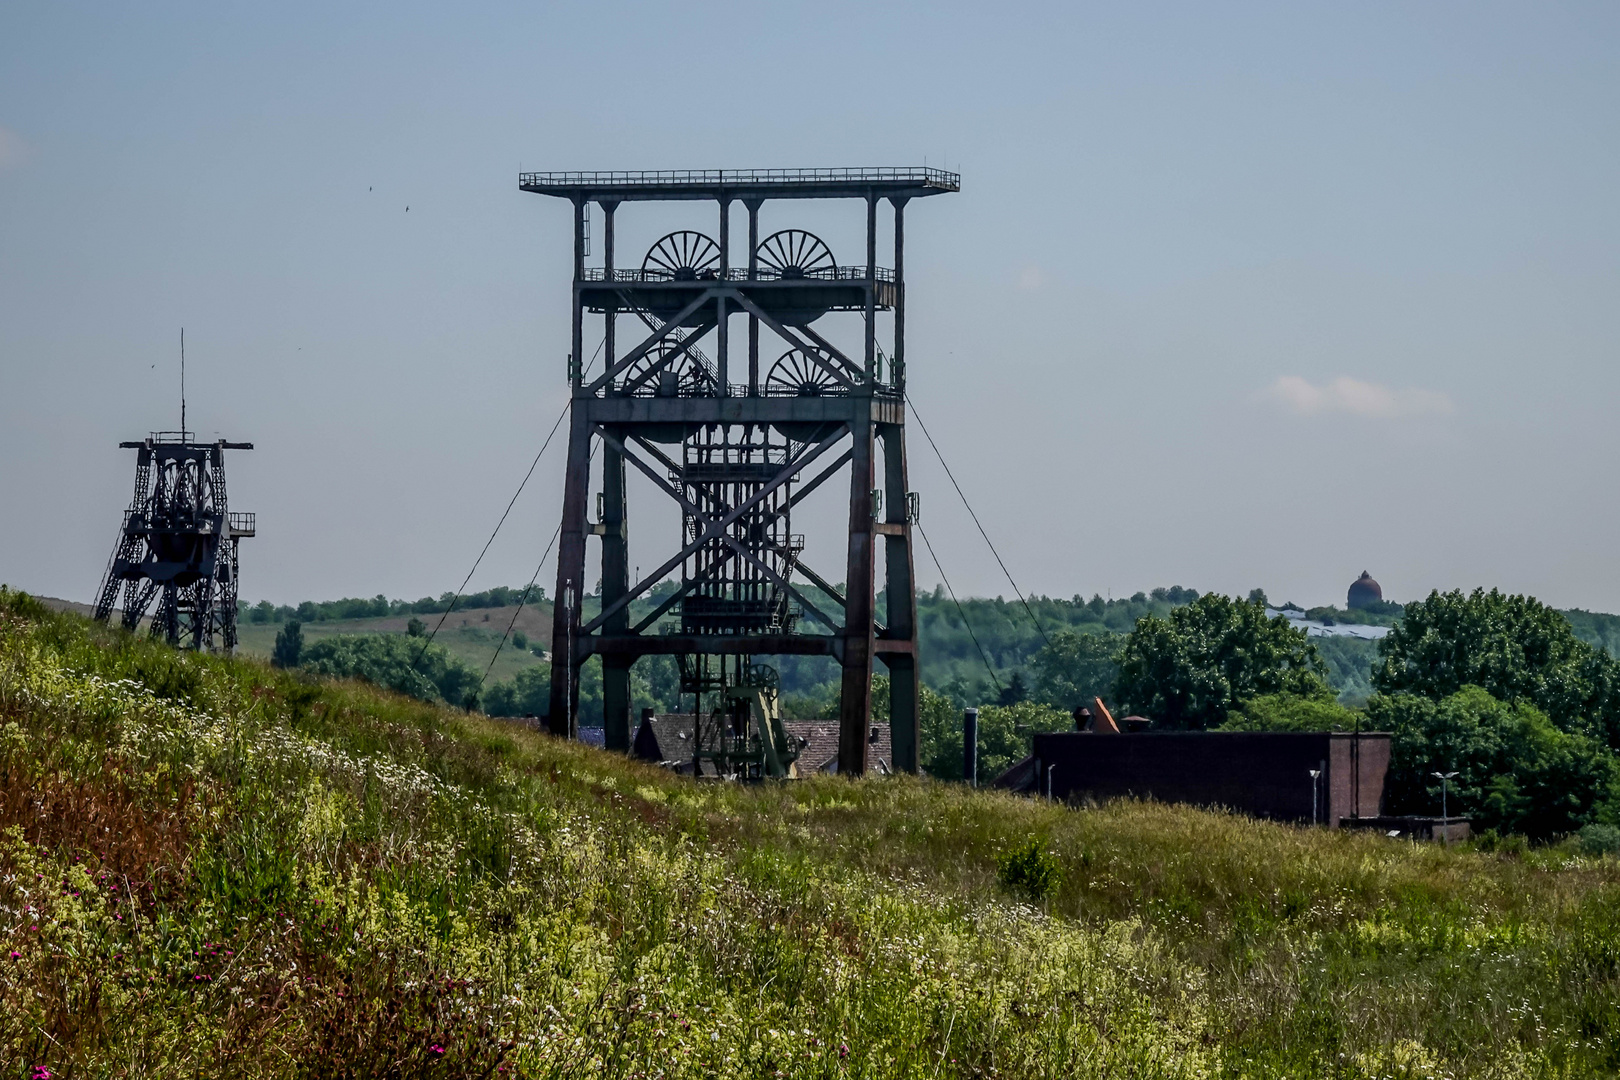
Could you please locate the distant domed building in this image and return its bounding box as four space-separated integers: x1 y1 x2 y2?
1347 571 1383 610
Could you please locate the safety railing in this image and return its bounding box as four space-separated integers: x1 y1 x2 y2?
228 512 256 536
521 167 959 190
581 266 894 284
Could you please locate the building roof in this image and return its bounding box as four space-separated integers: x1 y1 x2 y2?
781 721 893 776
632 714 701 770
630 713 893 777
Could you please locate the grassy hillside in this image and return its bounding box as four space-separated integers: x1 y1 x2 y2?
235 602 554 687
5 589 1620 1077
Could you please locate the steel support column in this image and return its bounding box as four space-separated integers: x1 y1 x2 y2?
571 198 585 387
746 198 761 395
879 422 918 772
547 408 593 736
600 436 631 750
891 197 908 390
837 393 876 776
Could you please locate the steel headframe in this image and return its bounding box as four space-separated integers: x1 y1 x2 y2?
524 168 957 777
92 432 255 653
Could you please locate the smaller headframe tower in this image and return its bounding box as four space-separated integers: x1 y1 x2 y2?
94 432 256 652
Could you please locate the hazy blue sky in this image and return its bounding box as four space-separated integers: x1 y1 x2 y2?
4 2 1620 612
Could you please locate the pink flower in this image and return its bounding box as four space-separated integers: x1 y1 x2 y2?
839 1043 849 1059
429 1044 446 1056
7 951 19 960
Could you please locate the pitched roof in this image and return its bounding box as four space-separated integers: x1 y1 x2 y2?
782 721 892 776
630 713 894 777
632 713 701 768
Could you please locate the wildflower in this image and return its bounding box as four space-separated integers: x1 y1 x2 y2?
839 1044 849 1059
8 951 18 960
429 1044 446 1056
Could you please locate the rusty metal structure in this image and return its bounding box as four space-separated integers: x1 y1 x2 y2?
521 168 958 776
93 432 255 651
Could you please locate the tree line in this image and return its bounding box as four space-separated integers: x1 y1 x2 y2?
244 585 546 625
261 581 1620 840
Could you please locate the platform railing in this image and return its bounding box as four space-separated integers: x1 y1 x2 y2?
521 167 959 189
580 266 894 284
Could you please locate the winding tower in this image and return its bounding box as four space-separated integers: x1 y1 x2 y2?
93 433 256 651
521 167 958 777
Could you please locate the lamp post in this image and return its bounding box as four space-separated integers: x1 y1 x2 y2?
1308 768 1322 825
1431 770 1459 845
963 708 978 788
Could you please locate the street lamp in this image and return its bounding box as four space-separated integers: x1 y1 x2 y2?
1431 771 1459 845
1308 768 1322 825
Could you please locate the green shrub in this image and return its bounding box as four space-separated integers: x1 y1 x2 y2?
300 633 479 706
271 619 303 668
996 837 1062 903
1580 823 1620 856
1218 691 1361 732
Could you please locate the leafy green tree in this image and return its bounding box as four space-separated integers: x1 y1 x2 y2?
1030 630 1120 711
406 617 426 637
918 683 966 779
484 665 550 717
1370 686 1619 839
998 671 1029 706
1218 691 1361 732
1113 594 1329 729
973 701 1072 783
1374 589 1619 743
300 634 479 707
271 620 303 668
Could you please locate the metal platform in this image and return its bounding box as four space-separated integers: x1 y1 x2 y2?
520 167 959 202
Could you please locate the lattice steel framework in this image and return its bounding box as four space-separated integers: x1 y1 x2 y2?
521 167 958 776
93 433 255 652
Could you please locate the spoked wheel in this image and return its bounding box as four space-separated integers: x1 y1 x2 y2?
766 349 841 396
643 231 721 281
755 230 835 279
622 341 714 396
744 663 780 691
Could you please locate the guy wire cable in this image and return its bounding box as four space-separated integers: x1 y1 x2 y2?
905 391 1054 650
476 519 563 694
916 518 1002 696
476 435 600 692
418 335 605 659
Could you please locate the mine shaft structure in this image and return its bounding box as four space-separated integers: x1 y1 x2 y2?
93 433 256 652
522 168 957 777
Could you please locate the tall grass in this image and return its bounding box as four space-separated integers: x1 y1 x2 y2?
3 587 1619 1077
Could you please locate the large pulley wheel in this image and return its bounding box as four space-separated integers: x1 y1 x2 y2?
755 230 835 279
643 231 721 281
622 341 713 397
766 349 840 397
744 663 780 691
